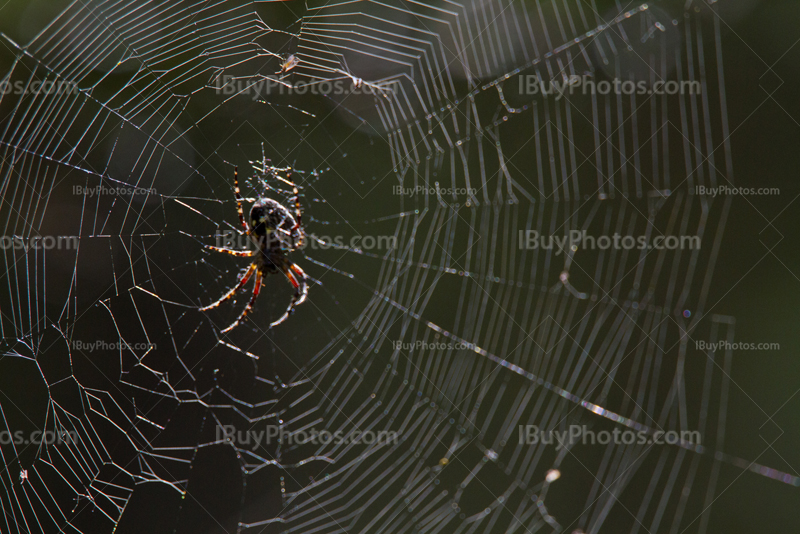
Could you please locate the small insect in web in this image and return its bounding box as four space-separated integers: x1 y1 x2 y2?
199 167 308 332
19 469 28 485
278 54 299 74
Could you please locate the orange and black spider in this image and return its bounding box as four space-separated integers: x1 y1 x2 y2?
200 167 308 332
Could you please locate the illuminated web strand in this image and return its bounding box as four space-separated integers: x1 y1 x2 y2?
421 319 799 487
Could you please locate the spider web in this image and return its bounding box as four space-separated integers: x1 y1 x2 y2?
0 0 796 533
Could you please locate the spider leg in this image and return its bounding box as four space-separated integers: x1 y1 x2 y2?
288 174 302 233
205 245 254 257
233 166 249 233
221 268 263 333
199 263 256 311
276 171 304 248
270 261 309 327
288 262 309 307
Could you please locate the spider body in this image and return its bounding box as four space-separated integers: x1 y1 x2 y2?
200 167 308 332
250 198 301 264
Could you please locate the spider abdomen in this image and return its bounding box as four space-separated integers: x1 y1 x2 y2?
250 198 295 235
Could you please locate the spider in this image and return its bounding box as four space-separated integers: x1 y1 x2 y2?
200 167 308 332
